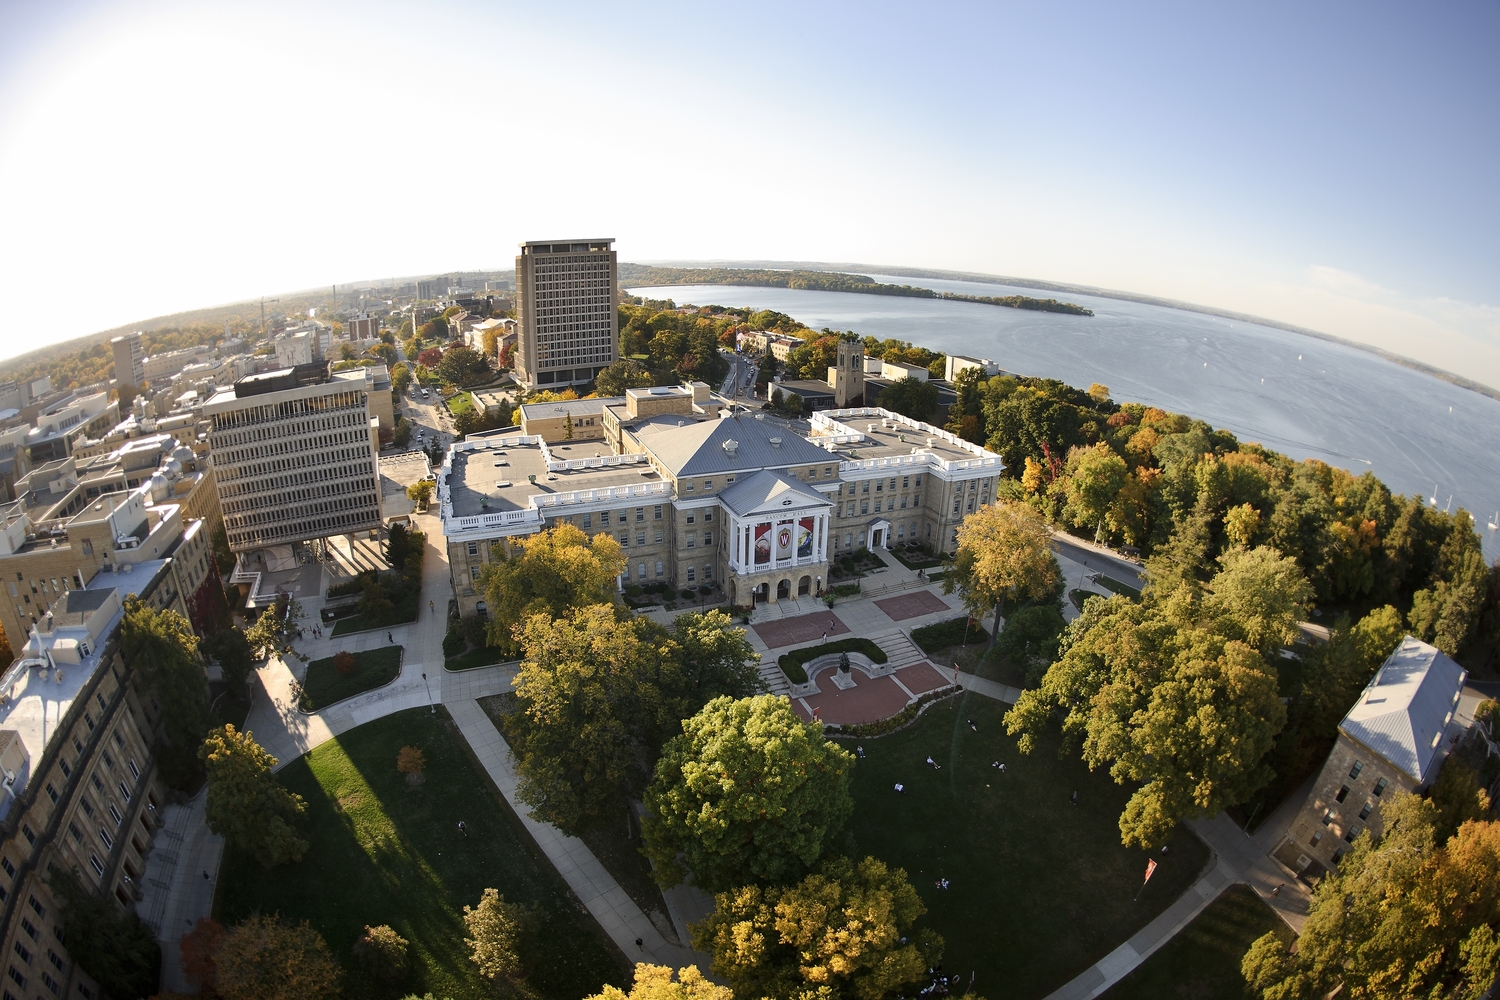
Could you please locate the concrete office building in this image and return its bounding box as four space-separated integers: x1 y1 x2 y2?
0 561 189 1000
204 363 382 555
438 388 1002 616
110 333 145 399
514 239 617 389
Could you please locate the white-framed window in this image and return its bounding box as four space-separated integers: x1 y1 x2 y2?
637 562 646 580
655 561 664 578
704 564 713 580
686 567 696 582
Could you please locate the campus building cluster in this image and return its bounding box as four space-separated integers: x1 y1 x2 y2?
438 383 1003 616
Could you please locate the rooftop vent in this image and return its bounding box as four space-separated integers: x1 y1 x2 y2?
723 440 739 456
769 437 782 449
927 437 935 447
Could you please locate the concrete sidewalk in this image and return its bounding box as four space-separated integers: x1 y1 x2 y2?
448 699 713 970
136 788 224 994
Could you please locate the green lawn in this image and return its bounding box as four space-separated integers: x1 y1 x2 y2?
301 646 403 710
834 695 1210 1000
448 391 476 416
331 596 420 637
1101 884 1291 1000
1096 575 1142 599
215 708 625 1000
444 646 508 671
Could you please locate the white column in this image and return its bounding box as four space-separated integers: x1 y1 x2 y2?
789 518 799 569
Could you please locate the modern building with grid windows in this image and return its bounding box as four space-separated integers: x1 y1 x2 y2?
204 362 383 555
513 239 617 389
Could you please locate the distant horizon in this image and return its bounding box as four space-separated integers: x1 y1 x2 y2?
11 257 1496 404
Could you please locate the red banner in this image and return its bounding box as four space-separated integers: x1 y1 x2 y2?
754 524 771 564
1144 859 1157 884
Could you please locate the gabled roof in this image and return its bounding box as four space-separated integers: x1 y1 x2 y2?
717 470 832 518
1340 636 1467 784
643 415 835 477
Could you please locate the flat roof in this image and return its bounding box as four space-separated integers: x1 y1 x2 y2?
518 396 620 419
445 441 663 519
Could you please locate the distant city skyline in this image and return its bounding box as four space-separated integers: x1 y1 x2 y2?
0 0 1496 387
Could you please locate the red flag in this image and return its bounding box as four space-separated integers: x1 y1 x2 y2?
1144 859 1158 884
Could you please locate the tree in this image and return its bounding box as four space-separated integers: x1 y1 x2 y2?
47 867 160 1000
1243 794 1500 1000
944 501 1060 647
243 594 306 659
201 724 309 867
1430 753 1492 844
1202 546 1314 658
418 347 444 367
437 345 491 386
511 606 670 832
784 392 804 415
1005 591 1286 847
180 917 226 994
121 596 209 787
478 523 627 654
463 888 527 981
393 361 412 394
643 695 855 893
397 745 426 785
670 609 765 698
586 964 732 1000
770 386 784 410
692 856 941 1000
203 627 255 697
875 376 939 422
393 416 413 448
1062 443 1127 543
595 358 655 396
215 915 341 1000
498 342 515 368
353 924 410 983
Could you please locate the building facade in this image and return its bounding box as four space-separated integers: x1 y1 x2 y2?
513 240 617 389
1274 637 1468 882
437 391 1003 617
204 363 382 554
0 564 182 1000
110 334 145 400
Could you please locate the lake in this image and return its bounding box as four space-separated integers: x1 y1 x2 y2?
627 276 1500 561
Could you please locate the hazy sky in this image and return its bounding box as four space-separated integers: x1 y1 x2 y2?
1 1 1497 385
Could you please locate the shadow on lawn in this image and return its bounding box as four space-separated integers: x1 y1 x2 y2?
215 707 624 1000
832 690 1211 1000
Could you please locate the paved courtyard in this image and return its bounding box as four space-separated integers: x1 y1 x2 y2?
793 660 953 725
752 609 849 647
875 589 951 621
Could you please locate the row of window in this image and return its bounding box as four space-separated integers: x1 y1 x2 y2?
844 495 920 517
227 508 381 548
217 427 363 466
224 490 378 529
213 410 364 449
218 448 373 485
217 464 374 500
209 391 367 430
221 477 375 516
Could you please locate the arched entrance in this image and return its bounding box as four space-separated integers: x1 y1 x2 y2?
755 582 769 604
798 575 811 596
777 579 791 600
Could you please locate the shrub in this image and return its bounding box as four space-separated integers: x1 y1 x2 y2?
353 924 409 982
463 888 528 981
442 625 465 657
396 746 426 776
333 651 357 675
778 637 888 684
681 589 696 601
327 571 376 598
911 617 991 654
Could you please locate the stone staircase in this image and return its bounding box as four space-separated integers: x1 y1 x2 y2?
759 628 929 701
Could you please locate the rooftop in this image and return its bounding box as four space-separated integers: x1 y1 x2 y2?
1340 636 1468 783
810 409 1000 468
718 469 833 518
0 559 169 802
640 413 835 477
518 396 621 420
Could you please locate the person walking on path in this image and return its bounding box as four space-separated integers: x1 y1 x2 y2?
1070 790 1079 806
458 820 467 837
388 631 394 643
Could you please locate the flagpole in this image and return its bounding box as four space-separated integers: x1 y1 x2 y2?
1134 859 1158 901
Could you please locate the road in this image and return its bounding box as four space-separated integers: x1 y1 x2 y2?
1048 533 1146 589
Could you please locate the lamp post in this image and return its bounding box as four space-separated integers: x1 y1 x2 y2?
421 671 434 714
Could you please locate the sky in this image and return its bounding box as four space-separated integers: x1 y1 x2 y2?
0 0 1497 386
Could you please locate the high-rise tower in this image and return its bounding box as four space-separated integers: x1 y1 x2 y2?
514 239 617 389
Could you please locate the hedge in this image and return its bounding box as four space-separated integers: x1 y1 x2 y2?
778 637 888 685
911 616 990 654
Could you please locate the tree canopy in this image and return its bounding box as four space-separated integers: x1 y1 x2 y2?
214 915 341 1000
643 694 855 892
48 867 159 1000
507 607 763 834
121 596 209 787
944 500 1061 638
586 964 732 1000
595 358 656 396
1243 793 1500 1000
874 377 939 423
479 523 627 655
463 888 528 981
201 725 308 868
692 855 942 1000
1005 583 1288 847
437 345 492 386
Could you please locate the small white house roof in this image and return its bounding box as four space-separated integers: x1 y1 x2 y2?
1340 636 1467 784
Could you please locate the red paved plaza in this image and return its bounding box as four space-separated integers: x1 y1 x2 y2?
874 590 951 621
753 611 849 649
791 660 955 726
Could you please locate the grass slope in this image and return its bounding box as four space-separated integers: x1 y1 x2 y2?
1101 884 1290 1000
835 695 1209 1000
215 708 624 1000
301 645 403 710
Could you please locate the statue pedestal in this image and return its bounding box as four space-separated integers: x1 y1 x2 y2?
830 669 857 691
